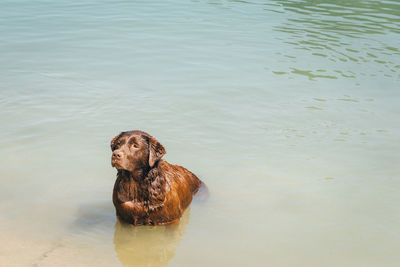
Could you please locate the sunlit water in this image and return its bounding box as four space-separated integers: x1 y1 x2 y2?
1 0 399 266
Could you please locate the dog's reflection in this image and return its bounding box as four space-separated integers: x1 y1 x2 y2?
113 208 190 267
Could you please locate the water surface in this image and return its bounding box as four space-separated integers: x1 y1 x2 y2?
0 0 399 266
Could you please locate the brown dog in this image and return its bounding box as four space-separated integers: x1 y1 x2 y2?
110 130 202 225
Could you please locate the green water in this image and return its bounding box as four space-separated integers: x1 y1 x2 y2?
0 0 399 266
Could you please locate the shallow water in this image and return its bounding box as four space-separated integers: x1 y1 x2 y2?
0 0 399 266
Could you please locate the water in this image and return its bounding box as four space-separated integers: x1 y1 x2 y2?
0 0 399 266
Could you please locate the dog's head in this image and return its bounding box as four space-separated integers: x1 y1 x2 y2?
110 130 166 172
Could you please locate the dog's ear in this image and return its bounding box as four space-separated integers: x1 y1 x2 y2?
110 132 122 150
147 135 166 167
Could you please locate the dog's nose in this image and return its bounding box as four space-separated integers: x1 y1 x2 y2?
113 151 123 159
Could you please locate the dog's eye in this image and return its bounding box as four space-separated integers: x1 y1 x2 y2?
112 144 120 150
132 144 139 149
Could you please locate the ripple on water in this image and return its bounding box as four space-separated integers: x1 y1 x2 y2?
272 0 400 80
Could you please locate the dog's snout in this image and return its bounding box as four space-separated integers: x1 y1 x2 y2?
113 151 123 159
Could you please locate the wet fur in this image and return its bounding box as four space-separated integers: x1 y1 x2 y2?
111 130 202 225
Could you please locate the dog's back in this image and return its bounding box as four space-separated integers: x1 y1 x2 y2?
154 160 201 222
